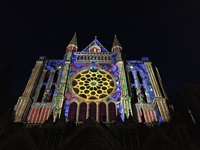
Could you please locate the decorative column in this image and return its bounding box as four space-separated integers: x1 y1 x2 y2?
118 60 132 118
144 62 162 97
53 60 70 122
76 103 80 122
86 103 89 119
106 103 109 122
53 33 77 122
33 69 46 102
96 103 99 122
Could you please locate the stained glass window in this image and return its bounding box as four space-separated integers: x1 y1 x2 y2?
109 102 116 121
89 102 96 120
72 68 115 101
79 102 87 122
68 102 77 122
99 102 106 122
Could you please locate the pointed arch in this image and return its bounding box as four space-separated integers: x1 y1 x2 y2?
61 126 121 150
68 102 77 122
79 102 87 122
89 102 96 120
0 135 37 150
109 102 116 121
99 102 106 122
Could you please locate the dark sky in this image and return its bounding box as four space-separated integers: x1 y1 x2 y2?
1 0 200 97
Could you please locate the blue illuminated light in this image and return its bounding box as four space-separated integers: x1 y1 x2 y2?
82 39 109 52
127 61 155 102
64 101 70 120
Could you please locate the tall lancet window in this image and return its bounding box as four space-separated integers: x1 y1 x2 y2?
79 102 87 122
129 71 135 85
109 102 116 121
68 102 77 122
129 71 138 104
37 85 46 102
44 70 50 83
99 102 106 122
89 102 96 120
53 70 59 83
137 71 143 84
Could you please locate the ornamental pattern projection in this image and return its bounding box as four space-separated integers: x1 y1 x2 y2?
64 62 122 122
13 34 171 126
127 60 161 124
127 61 155 103
72 68 115 101
26 59 64 124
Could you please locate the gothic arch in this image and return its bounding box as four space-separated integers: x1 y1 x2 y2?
108 102 116 121
68 102 77 122
89 102 96 120
61 125 121 150
141 130 182 150
79 102 87 122
99 102 106 122
0 134 37 150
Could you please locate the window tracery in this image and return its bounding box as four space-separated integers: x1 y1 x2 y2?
72 68 115 101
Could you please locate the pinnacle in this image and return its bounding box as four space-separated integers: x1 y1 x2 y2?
112 35 122 51
68 32 78 47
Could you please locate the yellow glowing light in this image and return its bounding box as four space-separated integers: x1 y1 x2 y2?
71 68 115 101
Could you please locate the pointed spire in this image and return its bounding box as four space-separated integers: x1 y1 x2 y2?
66 32 78 52
69 32 77 46
112 35 122 52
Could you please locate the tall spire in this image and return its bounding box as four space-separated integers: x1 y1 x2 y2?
112 35 122 52
66 32 78 52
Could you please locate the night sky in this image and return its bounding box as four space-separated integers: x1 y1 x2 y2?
1 0 200 97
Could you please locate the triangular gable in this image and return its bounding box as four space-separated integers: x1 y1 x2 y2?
82 39 109 52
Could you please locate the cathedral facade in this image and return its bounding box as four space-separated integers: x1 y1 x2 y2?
1 34 188 150
14 33 170 125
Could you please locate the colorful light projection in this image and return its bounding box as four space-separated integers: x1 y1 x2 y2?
127 61 155 103
71 68 115 101
81 39 109 53
65 62 122 101
64 59 123 121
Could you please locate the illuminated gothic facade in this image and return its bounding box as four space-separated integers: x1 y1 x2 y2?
2 33 188 150
14 33 170 126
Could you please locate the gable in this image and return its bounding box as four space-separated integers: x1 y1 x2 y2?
82 39 109 53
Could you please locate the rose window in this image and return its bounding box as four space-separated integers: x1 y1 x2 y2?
72 68 115 101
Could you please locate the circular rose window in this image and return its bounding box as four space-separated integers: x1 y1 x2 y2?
72 68 115 101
